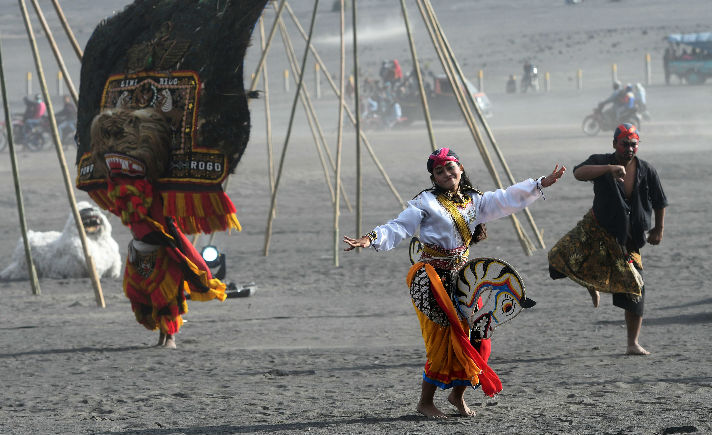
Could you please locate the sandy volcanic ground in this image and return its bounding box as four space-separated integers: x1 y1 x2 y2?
1 1 711 434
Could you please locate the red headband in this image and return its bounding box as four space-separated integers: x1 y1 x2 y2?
614 123 639 142
428 147 459 170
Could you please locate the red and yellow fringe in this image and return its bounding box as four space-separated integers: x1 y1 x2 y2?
161 190 241 234
89 188 241 235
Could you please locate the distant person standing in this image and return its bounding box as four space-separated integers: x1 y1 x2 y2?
548 124 667 355
663 45 674 85
506 74 517 93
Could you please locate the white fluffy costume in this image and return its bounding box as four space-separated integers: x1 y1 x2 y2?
0 201 122 280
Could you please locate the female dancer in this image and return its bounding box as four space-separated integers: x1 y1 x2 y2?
344 148 565 418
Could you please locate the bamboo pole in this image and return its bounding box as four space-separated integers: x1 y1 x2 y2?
333 0 345 267
283 1 405 209
260 17 276 200
29 0 78 104
417 0 533 254
423 0 545 250
0 39 41 295
18 0 105 306
248 0 286 93
276 16 337 204
49 0 82 60
399 0 437 152
263 0 319 256
272 3 353 212
351 0 362 245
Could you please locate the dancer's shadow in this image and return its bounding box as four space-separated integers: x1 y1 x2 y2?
596 311 712 326
0 345 153 359
101 415 429 435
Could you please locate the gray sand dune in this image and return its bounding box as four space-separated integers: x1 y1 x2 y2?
1 1 711 434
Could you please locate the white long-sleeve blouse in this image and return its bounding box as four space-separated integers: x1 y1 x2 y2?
371 178 543 251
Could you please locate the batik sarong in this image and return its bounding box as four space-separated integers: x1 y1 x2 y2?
548 210 643 296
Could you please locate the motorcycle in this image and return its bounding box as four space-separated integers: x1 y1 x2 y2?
582 107 641 136
0 114 49 152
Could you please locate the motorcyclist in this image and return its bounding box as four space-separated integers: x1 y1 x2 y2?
521 61 538 92
22 93 46 126
620 83 636 117
55 95 77 144
597 81 634 123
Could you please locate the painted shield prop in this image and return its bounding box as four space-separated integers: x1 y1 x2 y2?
409 236 422 265
456 258 536 339
75 0 268 234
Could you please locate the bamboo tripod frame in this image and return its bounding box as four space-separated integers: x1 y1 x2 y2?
259 0 407 259
415 0 543 254
419 0 545 250
0 41 41 296
254 0 545 261
8 0 105 306
6 0 546 281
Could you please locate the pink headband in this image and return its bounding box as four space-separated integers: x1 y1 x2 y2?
428 147 459 170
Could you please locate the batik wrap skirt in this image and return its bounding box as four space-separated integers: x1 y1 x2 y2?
548 210 644 297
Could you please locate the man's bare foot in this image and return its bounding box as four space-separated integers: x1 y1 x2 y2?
155 332 166 347
416 402 447 419
626 343 650 355
447 393 476 417
163 335 177 349
587 288 600 308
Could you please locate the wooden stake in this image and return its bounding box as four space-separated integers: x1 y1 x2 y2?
315 62 321 99
18 0 105 306
645 53 652 85
0 39 41 296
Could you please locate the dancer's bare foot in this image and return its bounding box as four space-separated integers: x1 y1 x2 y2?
416 402 447 419
626 343 650 355
587 288 600 308
163 334 177 349
447 392 476 417
155 332 166 347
